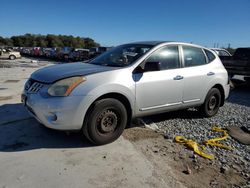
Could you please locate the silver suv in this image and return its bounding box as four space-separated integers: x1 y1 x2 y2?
22 41 230 145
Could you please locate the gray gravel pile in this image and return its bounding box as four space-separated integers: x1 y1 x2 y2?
145 88 250 180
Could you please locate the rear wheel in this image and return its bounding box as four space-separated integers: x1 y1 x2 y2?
83 98 127 145
199 88 221 117
9 55 16 60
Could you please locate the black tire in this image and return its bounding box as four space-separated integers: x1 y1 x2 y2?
199 88 221 117
9 55 16 60
83 98 127 145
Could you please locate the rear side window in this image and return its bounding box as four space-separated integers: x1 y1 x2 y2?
182 46 206 67
204 49 216 62
145 45 180 70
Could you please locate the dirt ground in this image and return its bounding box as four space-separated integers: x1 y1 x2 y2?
123 127 246 188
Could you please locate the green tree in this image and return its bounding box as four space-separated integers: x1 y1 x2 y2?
1 34 100 48
83 37 100 48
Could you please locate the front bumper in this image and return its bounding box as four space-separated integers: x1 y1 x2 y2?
22 92 93 131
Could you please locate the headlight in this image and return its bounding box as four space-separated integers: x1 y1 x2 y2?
48 76 86 96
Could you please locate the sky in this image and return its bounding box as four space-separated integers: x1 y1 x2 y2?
0 0 250 48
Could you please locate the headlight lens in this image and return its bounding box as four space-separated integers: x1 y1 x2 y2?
48 76 86 96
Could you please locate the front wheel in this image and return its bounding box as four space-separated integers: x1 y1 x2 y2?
199 88 221 117
83 98 127 145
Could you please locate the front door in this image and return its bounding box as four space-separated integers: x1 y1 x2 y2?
134 45 183 115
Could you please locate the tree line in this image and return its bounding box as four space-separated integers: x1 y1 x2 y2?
0 34 100 48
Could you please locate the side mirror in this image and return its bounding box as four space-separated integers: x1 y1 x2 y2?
144 61 161 72
133 66 144 74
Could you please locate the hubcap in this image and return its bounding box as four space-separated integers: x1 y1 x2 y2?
97 110 118 133
208 96 217 110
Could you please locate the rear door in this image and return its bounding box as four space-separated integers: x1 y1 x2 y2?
180 45 212 106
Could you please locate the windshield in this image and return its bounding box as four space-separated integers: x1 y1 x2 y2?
89 44 153 67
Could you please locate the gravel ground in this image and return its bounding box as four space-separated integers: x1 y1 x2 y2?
145 83 250 186
0 57 57 68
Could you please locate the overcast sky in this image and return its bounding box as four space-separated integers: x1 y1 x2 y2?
1 0 250 48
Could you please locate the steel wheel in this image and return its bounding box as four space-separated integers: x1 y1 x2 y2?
97 109 118 134
200 88 221 117
84 98 127 145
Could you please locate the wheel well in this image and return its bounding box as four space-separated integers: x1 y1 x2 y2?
212 84 225 106
86 93 132 127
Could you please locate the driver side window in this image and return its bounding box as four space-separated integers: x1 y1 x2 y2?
145 45 180 70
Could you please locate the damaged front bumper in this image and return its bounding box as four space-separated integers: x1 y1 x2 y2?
21 90 93 131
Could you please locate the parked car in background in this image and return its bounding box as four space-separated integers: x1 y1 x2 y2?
41 48 52 58
57 47 74 61
220 48 250 78
22 41 230 145
0 48 21 60
48 48 59 59
211 48 232 60
32 47 42 56
69 48 89 61
20 47 32 56
89 47 111 59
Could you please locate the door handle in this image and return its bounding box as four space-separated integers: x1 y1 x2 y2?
173 75 184 80
207 72 215 76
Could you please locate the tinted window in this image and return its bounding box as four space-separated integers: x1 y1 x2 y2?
204 49 216 62
145 46 180 70
183 46 206 67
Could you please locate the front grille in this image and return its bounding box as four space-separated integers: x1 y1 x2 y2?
25 79 44 94
27 82 44 93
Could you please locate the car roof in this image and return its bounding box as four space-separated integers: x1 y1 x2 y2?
126 41 207 48
121 41 216 53
210 48 227 51
128 41 171 46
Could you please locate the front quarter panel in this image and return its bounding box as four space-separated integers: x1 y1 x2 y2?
71 68 136 115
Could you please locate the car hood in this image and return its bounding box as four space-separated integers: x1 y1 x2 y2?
31 62 116 83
